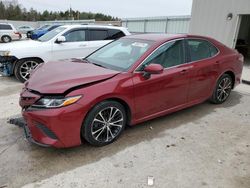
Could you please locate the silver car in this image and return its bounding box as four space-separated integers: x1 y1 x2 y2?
18 25 34 34
0 23 22 43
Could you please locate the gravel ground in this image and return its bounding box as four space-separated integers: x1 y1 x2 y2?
0 76 249 188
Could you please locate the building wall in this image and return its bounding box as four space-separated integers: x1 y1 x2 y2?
122 16 191 34
189 0 250 48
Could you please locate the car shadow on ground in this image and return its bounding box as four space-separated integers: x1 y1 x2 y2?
0 91 243 187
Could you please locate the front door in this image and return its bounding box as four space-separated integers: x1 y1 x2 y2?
52 29 90 60
133 39 191 121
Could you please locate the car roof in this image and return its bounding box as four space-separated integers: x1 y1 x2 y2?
59 24 127 30
0 23 12 25
123 33 213 43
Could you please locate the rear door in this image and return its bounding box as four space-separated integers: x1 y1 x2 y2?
185 38 220 102
52 28 90 60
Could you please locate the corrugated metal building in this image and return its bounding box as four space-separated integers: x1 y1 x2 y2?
190 0 250 82
189 0 250 48
121 16 191 34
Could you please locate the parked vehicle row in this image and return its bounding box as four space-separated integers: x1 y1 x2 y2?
27 25 62 40
0 25 131 82
18 34 243 148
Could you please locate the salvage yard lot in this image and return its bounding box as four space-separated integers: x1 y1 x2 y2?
0 76 249 188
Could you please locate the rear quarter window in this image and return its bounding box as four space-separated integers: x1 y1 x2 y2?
187 39 219 62
107 29 125 40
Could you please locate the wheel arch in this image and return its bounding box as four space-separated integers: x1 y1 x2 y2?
80 97 132 144
223 70 235 89
104 97 132 126
12 57 44 74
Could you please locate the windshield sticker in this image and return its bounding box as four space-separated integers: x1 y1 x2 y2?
132 42 148 48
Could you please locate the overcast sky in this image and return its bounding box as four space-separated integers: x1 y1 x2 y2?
18 0 193 18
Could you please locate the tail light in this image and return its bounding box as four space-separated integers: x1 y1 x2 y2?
14 32 22 38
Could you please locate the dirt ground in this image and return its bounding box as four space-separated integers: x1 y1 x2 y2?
0 76 249 188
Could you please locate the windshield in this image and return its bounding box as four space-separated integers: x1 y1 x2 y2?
38 27 66 42
86 38 154 71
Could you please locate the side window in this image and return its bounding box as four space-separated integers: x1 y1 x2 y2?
89 29 108 41
187 39 218 62
139 40 185 70
64 30 86 42
0 24 12 30
107 29 125 40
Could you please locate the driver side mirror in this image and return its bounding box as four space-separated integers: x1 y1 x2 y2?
55 36 66 44
143 64 164 79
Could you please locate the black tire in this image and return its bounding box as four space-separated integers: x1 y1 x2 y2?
82 101 127 147
210 74 233 104
1 35 11 43
14 58 42 83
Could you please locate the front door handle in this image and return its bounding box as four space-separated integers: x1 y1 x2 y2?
180 66 193 74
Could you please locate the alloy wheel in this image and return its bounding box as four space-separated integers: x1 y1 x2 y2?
91 107 124 143
20 60 39 81
2 36 11 43
217 77 232 102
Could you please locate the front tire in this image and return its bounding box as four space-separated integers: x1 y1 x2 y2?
210 74 233 104
82 101 127 146
14 58 42 83
1 35 11 43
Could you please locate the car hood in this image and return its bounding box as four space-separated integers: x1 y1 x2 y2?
25 59 120 94
0 40 43 52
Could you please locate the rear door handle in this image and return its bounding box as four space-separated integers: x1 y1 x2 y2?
180 66 193 74
180 69 188 74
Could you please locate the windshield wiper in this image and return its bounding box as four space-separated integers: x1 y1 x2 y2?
92 63 107 69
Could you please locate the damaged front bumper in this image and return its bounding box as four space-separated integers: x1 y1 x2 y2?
23 120 51 147
8 117 51 147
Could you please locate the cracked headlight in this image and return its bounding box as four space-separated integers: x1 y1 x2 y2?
0 51 11 56
32 95 82 108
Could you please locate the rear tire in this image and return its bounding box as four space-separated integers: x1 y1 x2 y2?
1 35 11 43
82 101 127 147
14 58 42 83
210 74 233 104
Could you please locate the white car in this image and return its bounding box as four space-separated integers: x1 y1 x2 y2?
17 25 34 34
0 23 22 43
0 25 130 82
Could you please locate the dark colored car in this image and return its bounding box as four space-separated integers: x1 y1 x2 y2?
19 34 243 148
29 25 61 40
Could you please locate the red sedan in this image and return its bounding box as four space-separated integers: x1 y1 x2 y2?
19 34 243 148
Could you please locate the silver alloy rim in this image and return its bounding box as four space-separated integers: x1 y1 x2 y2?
3 36 10 42
20 60 39 81
217 77 232 102
91 107 124 143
